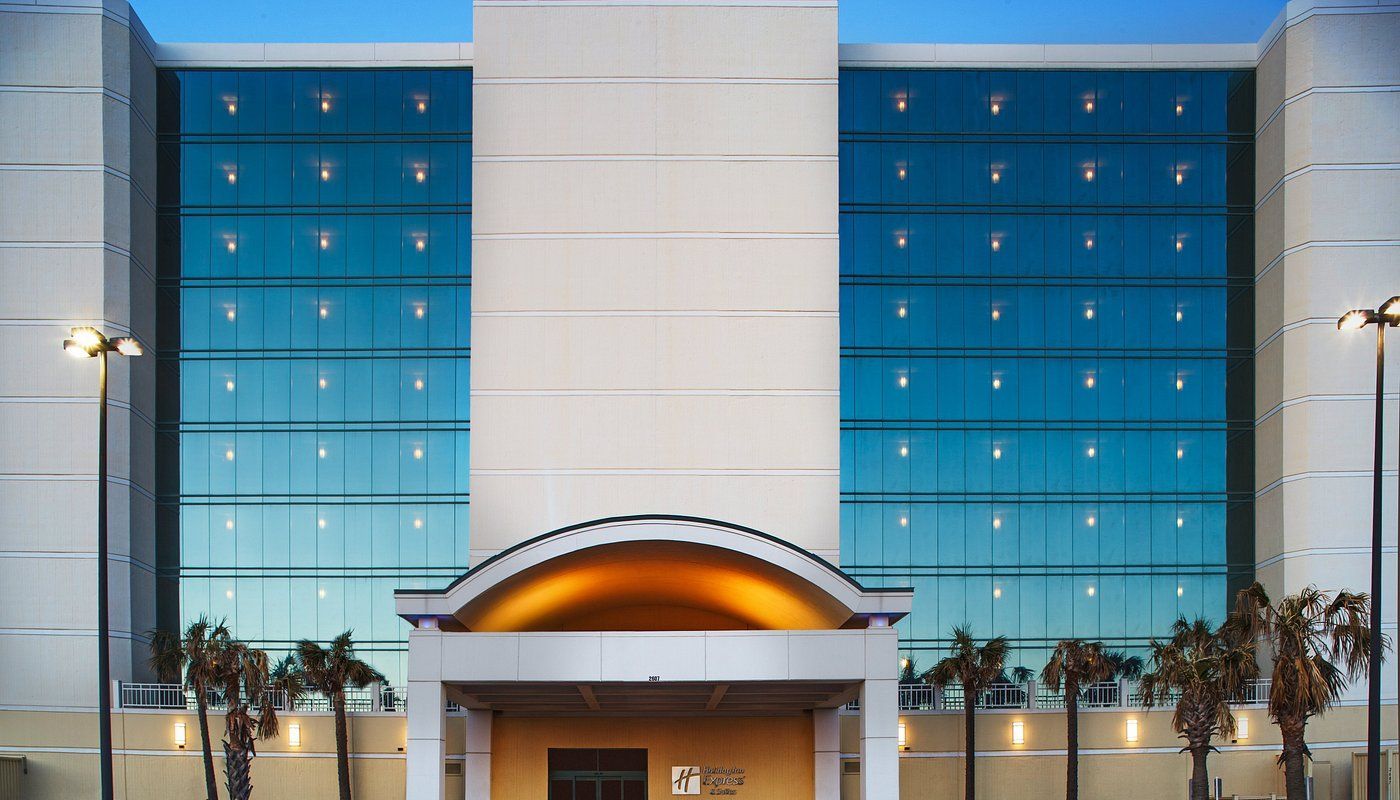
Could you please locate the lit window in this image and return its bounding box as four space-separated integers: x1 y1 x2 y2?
1176 310 1184 322
1177 586 1184 597
990 170 1001 184
899 516 908 527
225 589 234 599
895 97 907 112
1085 375 1096 389
1084 307 1095 320
1086 585 1096 596
226 101 237 116
1175 103 1184 116
897 306 907 319
992 377 1002 390
1176 377 1184 391
414 306 426 320
1087 446 1096 458
896 235 907 249
319 306 329 319
417 100 428 113
317 589 326 599
991 239 1001 253
415 238 426 252
225 519 235 531
414 378 425 391
993 447 1002 460
990 101 1001 116
1177 517 1184 528
226 309 237 322
226 171 237 185
319 378 328 389
415 169 426 184
897 166 907 181
224 449 235 461
226 240 237 254
1086 516 1096 528
321 97 331 113
320 235 329 250
320 167 330 181
1084 237 1094 250
1176 239 1184 253
413 447 424 460
992 517 1002 530
1083 168 1095 182
318 518 327 529
993 587 1002 599
1177 448 1184 459
413 518 423 529
898 375 908 389
1176 171 1184 186
991 308 1001 321
1084 99 1095 113
318 447 327 459
899 445 909 457
226 380 235 392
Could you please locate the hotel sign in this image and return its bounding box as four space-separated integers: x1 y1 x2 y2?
672 765 746 796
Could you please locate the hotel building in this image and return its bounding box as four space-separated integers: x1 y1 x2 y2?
0 0 1397 797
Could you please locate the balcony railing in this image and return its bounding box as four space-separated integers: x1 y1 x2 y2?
847 678 1272 712
118 683 401 712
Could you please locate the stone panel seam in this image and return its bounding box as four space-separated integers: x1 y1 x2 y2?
0 474 157 502
0 627 149 641
1257 468 1399 498
1257 545 1398 570
1255 238 1400 285
1256 392 1400 425
0 242 157 284
1256 84 1400 138
1256 162 1400 210
0 550 157 575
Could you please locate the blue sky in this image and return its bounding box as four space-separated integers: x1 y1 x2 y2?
135 0 1286 44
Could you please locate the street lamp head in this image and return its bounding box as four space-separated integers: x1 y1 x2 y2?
110 338 143 357
64 338 96 358
69 326 104 351
1380 296 1400 323
1338 310 1372 331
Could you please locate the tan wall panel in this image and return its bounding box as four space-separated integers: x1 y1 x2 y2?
1255 475 1397 564
1254 246 1400 348
491 715 813 800
0 170 106 243
473 82 837 157
471 316 836 391
1254 398 1400 489
474 6 836 80
470 238 839 313
472 160 837 235
471 395 838 470
1281 13 1400 100
1278 170 1400 252
468 473 839 558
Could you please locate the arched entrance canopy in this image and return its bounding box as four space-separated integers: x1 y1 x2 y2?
395 515 911 632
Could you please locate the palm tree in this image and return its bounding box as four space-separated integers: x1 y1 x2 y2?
1139 617 1258 800
148 616 227 800
1042 640 1114 800
295 631 386 800
1225 582 1375 799
213 635 300 800
1103 649 1145 681
925 626 1008 800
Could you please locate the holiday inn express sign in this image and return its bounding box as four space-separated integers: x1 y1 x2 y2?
673 765 747 795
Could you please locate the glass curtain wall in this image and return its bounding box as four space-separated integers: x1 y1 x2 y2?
838 69 1255 673
155 69 472 684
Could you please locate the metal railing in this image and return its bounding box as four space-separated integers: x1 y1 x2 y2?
119 683 398 712
848 678 1272 712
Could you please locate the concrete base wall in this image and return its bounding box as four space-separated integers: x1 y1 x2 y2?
0 704 1390 799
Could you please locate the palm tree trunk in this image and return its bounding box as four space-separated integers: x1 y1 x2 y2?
335 691 353 800
964 699 976 800
1188 744 1210 800
223 740 252 800
1065 681 1079 800
195 692 219 800
1279 715 1309 800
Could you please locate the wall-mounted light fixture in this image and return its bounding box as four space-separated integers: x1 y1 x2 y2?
174 722 187 749
898 721 908 750
288 722 302 748
1125 718 1139 743
1011 721 1025 745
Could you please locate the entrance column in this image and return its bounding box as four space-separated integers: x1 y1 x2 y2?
463 709 491 800
406 626 446 800
859 678 898 800
813 707 840 800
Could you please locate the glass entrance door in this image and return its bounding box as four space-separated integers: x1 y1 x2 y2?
547 770 646 800
547 748 647 800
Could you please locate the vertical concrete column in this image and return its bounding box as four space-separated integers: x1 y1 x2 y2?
859 679 899 800
813 707 840 800
406 628 445 800
463 709 492 800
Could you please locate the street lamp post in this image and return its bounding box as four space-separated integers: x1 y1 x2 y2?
63 326 142 800
1338 297 1400 800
